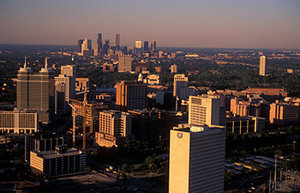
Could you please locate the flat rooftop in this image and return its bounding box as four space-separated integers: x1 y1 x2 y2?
32 148 84 159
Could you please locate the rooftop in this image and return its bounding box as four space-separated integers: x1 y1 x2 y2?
32 148 84 159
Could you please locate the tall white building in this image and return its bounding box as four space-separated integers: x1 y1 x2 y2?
135 41 142 49
169 124 225 193
60 65 76 100
80 38 92 56
259 55 267 76
174 74 188 100
188 95 225 126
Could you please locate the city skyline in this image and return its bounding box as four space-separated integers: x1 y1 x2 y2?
0 0 300 49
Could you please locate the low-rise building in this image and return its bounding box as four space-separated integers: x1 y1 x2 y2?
226 116 265 134
269 100 300 125
30 146 86 178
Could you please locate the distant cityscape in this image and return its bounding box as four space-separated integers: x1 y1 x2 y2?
0 31 299 193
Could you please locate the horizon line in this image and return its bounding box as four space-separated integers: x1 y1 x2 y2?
0 43 299 50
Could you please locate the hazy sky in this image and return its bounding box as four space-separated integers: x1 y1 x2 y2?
0 0 299 48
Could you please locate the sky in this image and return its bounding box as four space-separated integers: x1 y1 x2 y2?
0 0 300 49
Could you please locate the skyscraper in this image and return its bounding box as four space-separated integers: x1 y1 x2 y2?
61 65 76 99
81 38 92 56
151 40 157 52
169 124 225 193
188 95 225 127
92 42 98 56
54 75 68 114
259 55 267 76
173 74 188 100
17 57 55 124
78 39 84 53
144 41 149 52
95 110 132 147
135 41 142 49
103 40 110 55
116 34 120 50
97 33 103 55
115 81 147 110
118 55 132 72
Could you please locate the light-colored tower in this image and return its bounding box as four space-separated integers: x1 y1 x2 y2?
118 55 132 72
259 55 267 76
188 95 225 127
169 124 225 193
81 38 92 56
61 65 76 99
173 74 188 100
135 41 142 49
115 81 147 110
151 40 157 52
99 110 132 137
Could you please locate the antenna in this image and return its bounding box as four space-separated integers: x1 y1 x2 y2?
45 57 48 68
24 56 27 68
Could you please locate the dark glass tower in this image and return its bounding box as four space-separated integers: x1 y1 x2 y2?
116 34 120 50
97 33 102 55
144 41 149 52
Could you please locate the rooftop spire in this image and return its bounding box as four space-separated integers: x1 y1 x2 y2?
19 56 30 72
40 56 50 72
24 56 27 68
45 57 48 69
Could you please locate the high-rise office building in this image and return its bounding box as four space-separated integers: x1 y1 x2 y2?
188 95 225 126
173 74 188 100
77 39 84 53
188 95 225 127
95 110 132 147
115 81 147 110
144 41 149 52
135 41 142 49
97 33 102 55
80 38 92 56
259 55 267 76
54 75 69 114
169 124 225 193
103 40 110 55
118 55 132 72
92 42 98 56
116 34 120 50
60 65 76 99
17 57 55 124
151 40 157 52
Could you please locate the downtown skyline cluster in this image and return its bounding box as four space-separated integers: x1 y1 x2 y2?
1 1 300 49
